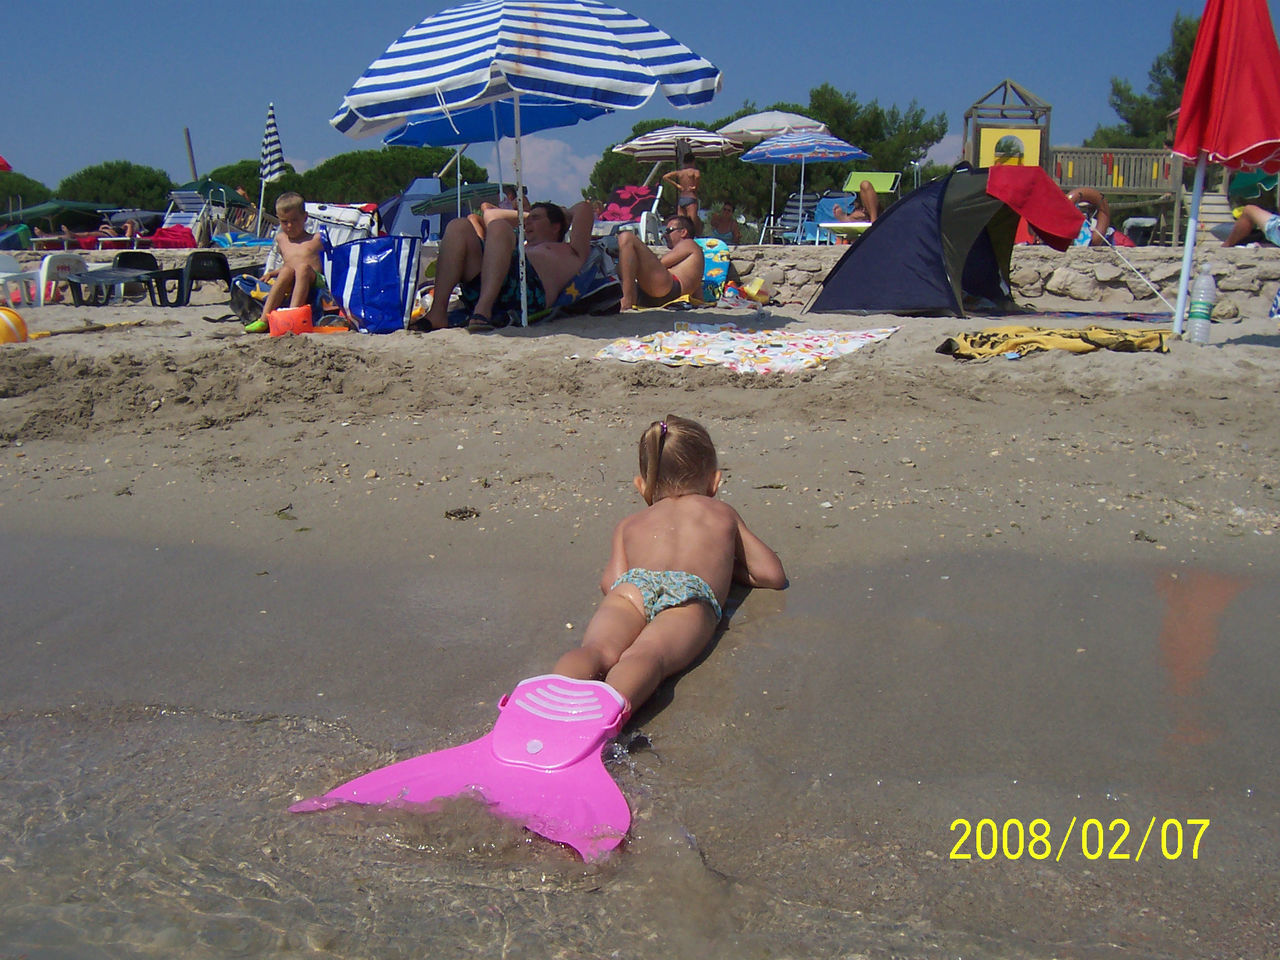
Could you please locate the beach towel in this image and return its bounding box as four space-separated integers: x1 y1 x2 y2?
149 225 199 249
536 240 621 320
595 322 899 374
936 325 1171 360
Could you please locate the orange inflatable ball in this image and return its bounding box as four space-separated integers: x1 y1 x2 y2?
0 306 28 343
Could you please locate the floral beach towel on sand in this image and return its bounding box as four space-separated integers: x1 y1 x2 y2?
595 322 899 374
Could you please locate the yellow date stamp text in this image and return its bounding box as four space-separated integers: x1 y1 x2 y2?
949 817 1210 862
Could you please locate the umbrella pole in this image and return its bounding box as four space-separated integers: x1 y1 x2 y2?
515 92 528 328
769 166 777 243
1174 154 1207 337
798 157 806 238
493 104 504 203
256 178 267 235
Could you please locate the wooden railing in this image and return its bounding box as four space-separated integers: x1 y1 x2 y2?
1048 147 1187 243
1049 147 1181 195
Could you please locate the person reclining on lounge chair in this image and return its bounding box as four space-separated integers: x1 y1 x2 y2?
1222 203 1280 247
832 180 881 223
422 200 595 333
616 215 704 310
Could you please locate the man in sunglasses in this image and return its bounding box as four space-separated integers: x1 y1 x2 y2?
615 216 704 310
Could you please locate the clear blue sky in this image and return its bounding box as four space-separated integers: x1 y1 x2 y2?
7 0 1273 207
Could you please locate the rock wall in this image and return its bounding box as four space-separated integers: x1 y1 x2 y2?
724 244 1280 320
20 240 1280 321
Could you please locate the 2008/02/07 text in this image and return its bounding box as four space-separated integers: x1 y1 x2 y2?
949 817 1210 862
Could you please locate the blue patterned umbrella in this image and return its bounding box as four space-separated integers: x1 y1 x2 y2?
741 132 869 234
334 0 721 325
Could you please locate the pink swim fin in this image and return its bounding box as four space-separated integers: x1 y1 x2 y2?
289 675 631 861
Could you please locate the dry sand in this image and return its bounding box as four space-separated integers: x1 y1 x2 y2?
2 284 1279 958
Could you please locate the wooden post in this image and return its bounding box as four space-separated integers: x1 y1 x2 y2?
184 128 198 181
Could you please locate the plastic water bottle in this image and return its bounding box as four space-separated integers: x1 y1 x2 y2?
1187 264 1216 344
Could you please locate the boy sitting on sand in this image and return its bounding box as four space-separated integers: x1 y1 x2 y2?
262 192 323 315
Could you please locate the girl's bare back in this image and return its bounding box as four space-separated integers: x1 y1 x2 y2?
612 495 741 603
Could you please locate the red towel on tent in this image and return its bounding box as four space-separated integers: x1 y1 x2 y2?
986 165 1083 251
149 225 198 248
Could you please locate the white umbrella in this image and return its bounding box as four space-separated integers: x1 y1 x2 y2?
332 0 723 326
717 111 828 145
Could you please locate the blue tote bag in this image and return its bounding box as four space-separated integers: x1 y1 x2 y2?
323 232 421 334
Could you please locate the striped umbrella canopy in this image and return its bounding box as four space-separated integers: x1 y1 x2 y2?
741 131 869 233
612 125 743 161
332 0 722 326
257 102 287 234
331 0 722 139
260 103 287 183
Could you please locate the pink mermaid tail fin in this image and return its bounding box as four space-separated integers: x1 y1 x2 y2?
289 675 631 861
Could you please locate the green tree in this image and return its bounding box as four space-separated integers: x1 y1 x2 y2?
585 86 948 223
1086 13 1198 148
206 158 302 211
297 147 488 203
0 171 51 212
57 161 175 210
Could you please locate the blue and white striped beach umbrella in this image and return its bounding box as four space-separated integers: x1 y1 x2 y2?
741 132 869 236
332 0 722 326
331 0 722 139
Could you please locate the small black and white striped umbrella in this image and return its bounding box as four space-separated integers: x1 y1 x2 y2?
259 103 286 184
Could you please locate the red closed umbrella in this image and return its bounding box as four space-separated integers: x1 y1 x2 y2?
1171 0 1280 333
0 155 11 173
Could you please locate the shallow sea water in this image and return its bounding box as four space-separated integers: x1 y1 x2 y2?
2 532 1277 958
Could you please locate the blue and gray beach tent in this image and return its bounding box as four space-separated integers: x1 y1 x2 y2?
810 165 1083 317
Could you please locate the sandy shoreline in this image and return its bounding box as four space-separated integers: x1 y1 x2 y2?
3 290 1280 957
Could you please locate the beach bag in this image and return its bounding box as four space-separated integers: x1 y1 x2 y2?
230 274 268 324
323 232 420 334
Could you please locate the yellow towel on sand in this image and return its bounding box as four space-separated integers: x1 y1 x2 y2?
937 325 1171 360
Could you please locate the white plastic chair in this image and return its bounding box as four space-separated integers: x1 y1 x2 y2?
0 253 39 306
36 252 108 306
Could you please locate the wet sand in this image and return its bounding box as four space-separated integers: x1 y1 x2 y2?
2 291 1279 958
